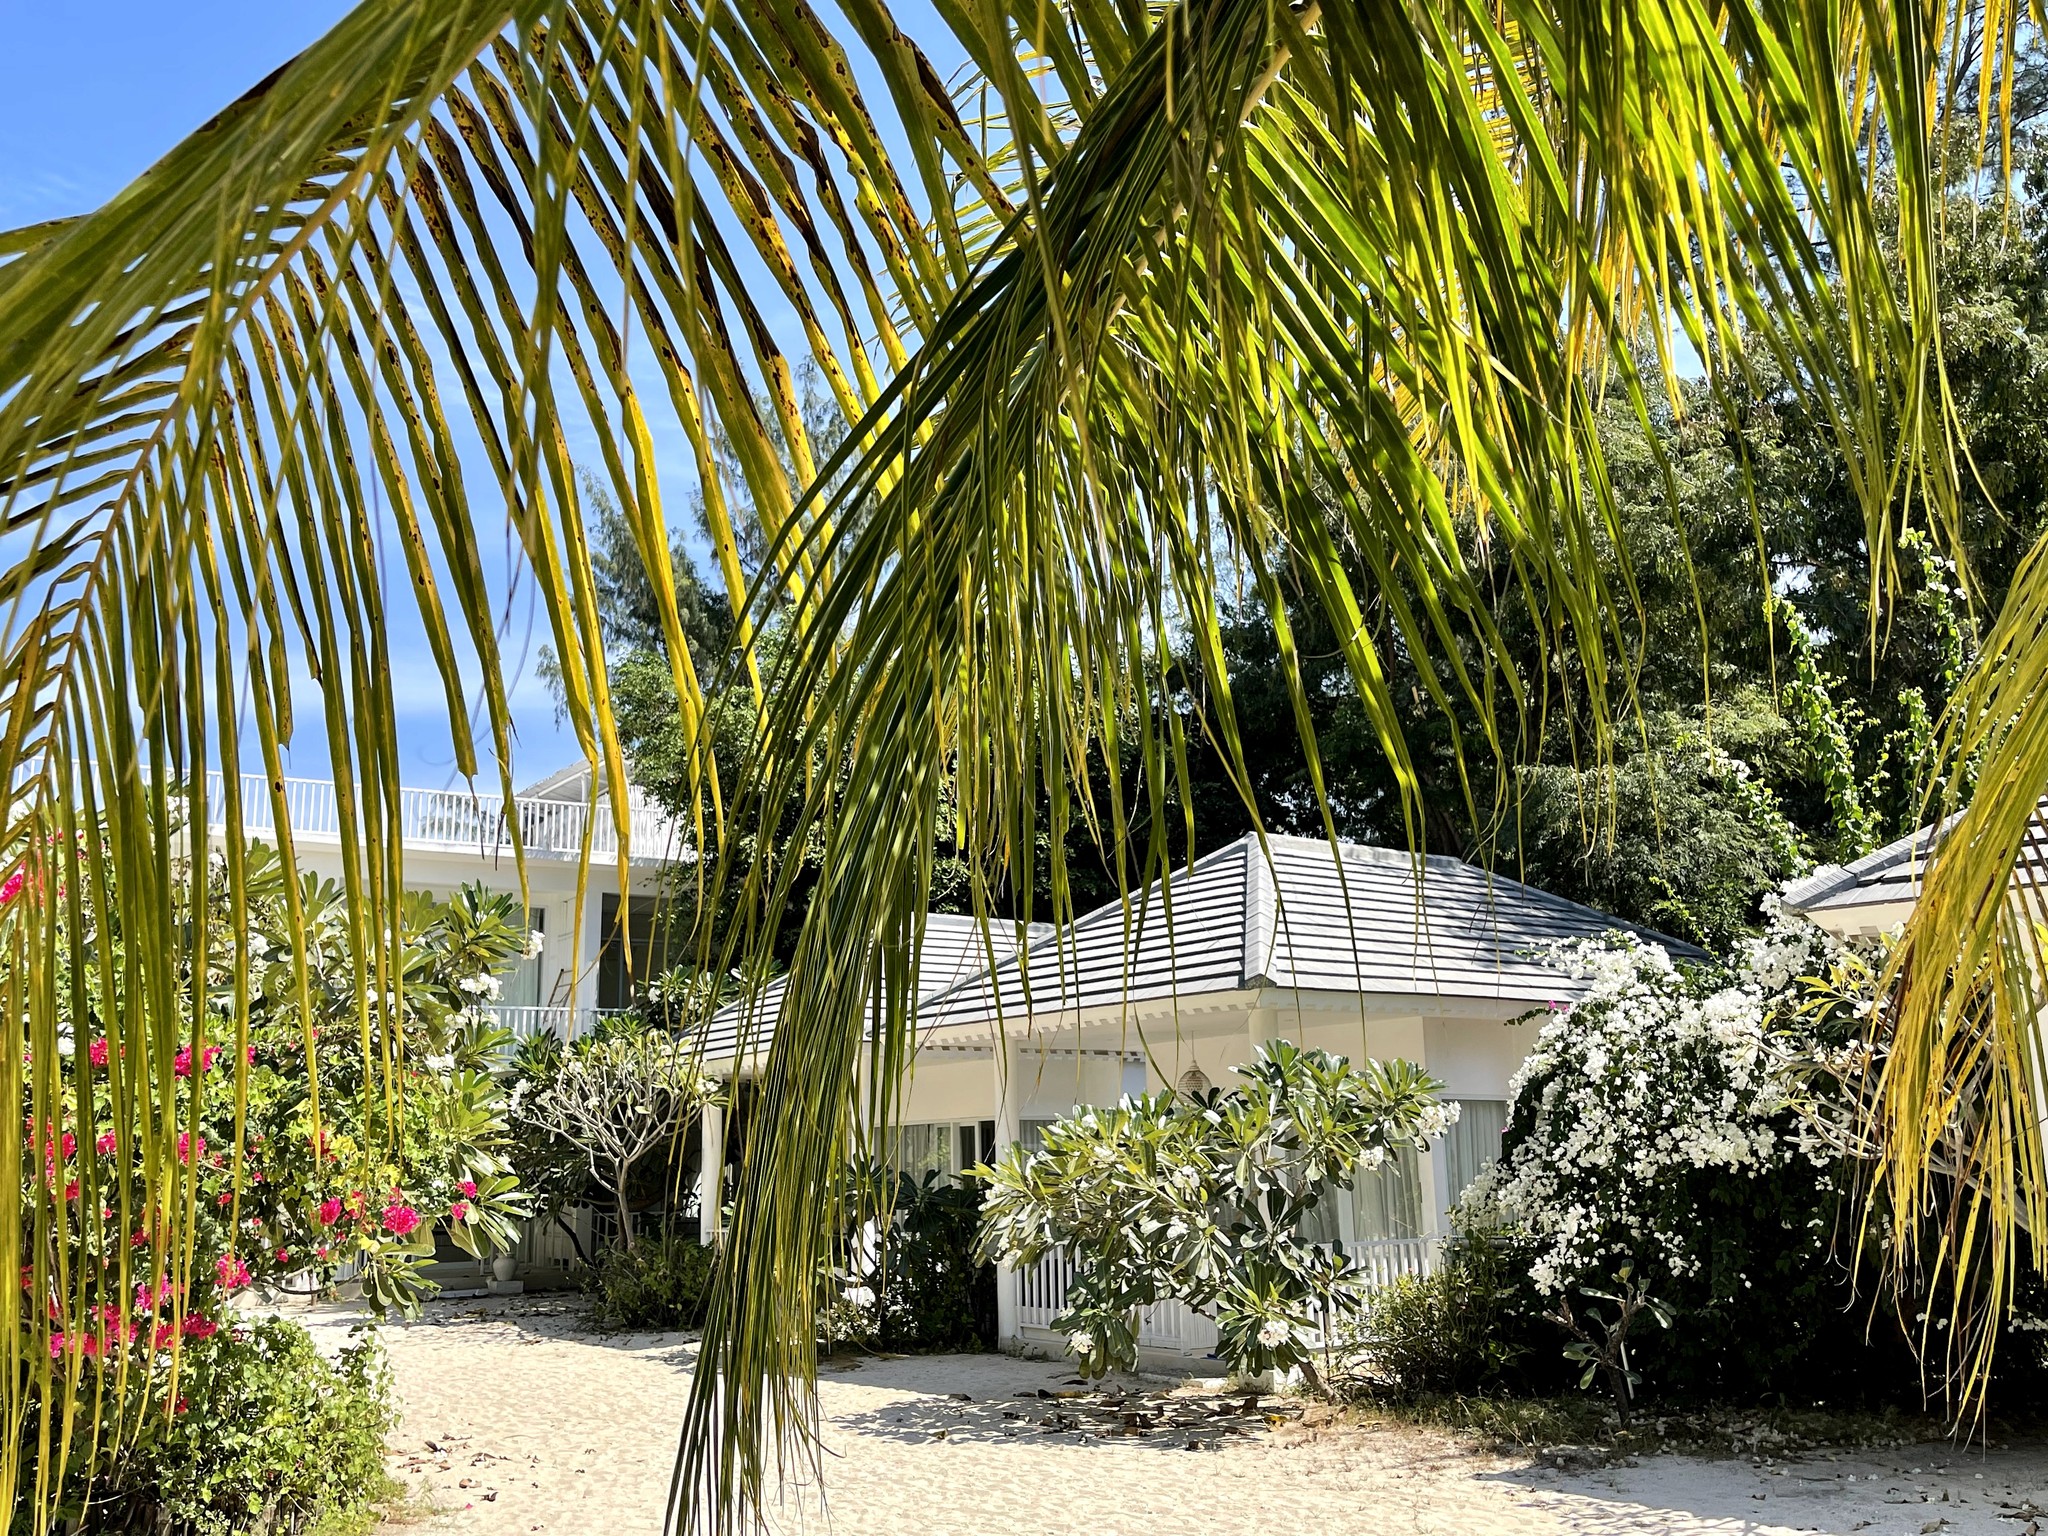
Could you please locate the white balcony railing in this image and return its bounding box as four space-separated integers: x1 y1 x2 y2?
202 771 683 863
1013 1235 1442 1356
489 1004 626 1043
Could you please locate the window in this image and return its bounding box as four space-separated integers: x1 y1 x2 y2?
957 1120 995 1171
885 1123 952 1183
1351 1143 1425 1241
1294 1188 1344 1247
500 908 544 1009
1019 1118 1056 1154
596 895 683 1011
1444 1099 1509 1204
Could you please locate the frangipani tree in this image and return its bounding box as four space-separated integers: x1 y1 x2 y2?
978 1042 1456 1382
519 1028 706 1250
0 0 2034 1527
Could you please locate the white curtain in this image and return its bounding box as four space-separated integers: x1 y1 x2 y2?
886 1123 953 1182
1444 1099 1509 1205
1351 1144 1425 1241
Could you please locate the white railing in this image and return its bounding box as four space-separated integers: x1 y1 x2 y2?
1017 1250 1077 1333
202 771 683 863
1351 1236 1444 1289
1136 1297 1218 1354
1013 1235 1443 1357
490 1004 625 1043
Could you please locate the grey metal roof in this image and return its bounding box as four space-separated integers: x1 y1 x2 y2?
916 832 1700 1030
1780 802 2048 921
1778 821 1940 916
694 913 1049 1062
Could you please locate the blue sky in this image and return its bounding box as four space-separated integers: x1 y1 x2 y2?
2 2 580 788
0 5 356 227
1 3 953 793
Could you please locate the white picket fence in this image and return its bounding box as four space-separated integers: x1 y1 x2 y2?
200 771 682 862
1014 1236 1442 1357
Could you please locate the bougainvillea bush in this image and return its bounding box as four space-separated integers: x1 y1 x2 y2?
1458 910 2048 1411
13 838 532 1512
977 1042 1456 1381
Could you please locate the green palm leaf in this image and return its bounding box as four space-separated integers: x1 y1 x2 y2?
0 0 2031 1529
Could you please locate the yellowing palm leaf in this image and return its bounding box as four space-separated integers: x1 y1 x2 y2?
0 0 2031 1530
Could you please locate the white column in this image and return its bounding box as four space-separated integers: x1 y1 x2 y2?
570 881 607 1034
698 1095 725 1245
992 1031 1022 1346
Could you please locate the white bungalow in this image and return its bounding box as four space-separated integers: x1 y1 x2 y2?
699 829 1696 1361
204 763 1693 1332
1778 806 2048 939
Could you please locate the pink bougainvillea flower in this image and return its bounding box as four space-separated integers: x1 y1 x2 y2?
215 1191 233 1207
317 1198 342 1226
87 1037 108 1068
135 1278 174 1312
182 1315 219 1340
316 1245 331 1261
214 1255 251 1291
95 1131 116 1156
459 1179 478 1199
448 1200 471 1223
172 1047 191 1077
0 869 26 906
275 1249 289 1265
47 1332 65 1359
58 1131 75 1160
62 1180 78 1202
380 1202 421 1238
175 1132 204 1164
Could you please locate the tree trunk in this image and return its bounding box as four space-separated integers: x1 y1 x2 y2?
616 1172 636 1253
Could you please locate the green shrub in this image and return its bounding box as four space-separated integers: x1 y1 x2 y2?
77 1318 392 1536
1343 1237 1564 1399
823 1170 994 1354
876 1174 993 1351
585 1232 716 1331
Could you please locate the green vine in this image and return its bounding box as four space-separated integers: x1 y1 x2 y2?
1772 593 1880 858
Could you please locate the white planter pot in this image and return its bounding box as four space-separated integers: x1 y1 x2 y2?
491 1254 519 1284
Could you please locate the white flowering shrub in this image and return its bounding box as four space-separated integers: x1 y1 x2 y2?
977 1041 1456 1381
1418 906 2048 1410
1463 932 1812 1297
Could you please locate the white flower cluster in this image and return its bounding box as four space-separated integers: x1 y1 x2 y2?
524 929 547 959
1411 1098 1463 1145
1465 933 1793 1294
457 972 502 1000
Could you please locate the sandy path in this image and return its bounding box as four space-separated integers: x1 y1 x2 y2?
290 1299 2045 1536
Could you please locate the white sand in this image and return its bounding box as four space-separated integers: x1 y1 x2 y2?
290 1298 2046 1536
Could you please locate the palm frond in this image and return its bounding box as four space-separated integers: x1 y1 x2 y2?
0 0 2029 1529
